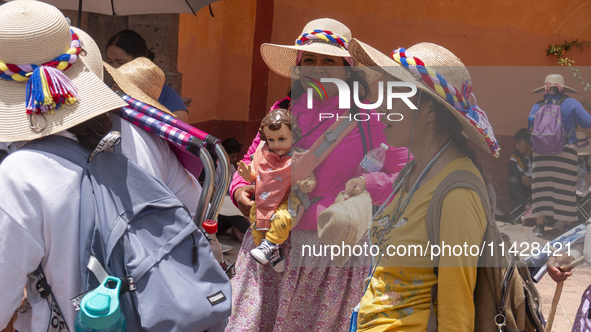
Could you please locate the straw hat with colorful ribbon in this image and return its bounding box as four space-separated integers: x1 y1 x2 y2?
0 0 126 142
260 18 379 81
575 132 591 156
531 74 578 94
349 39 500 157
104 57 175 116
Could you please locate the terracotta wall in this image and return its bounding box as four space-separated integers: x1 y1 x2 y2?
178 0 258 124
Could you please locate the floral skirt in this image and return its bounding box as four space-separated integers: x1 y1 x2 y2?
225 228 370 332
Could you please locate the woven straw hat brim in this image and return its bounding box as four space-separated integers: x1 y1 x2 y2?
103 61 174 116
531 85 578 94
261 42 351 78
0 59 127 142
349 38 490 153
72 27 104 81
260 42 381 82
577 145 591 155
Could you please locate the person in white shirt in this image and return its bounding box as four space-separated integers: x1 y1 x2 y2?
0 2 202 331
0 2 128 330
73 26 202 215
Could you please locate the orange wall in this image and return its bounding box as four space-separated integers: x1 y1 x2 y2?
178 0 257 124
264 0 591 136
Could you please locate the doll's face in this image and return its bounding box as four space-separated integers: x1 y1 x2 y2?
263 124 291 156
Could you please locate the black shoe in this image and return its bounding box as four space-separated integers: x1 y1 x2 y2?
269 247 286 273
250 239 278 265
532 224 545 237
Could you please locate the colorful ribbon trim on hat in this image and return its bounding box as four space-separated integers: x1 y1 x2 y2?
0 30 81 115
295 30 349 50
391 48 500 157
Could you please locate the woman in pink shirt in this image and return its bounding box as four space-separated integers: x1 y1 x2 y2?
226 18 409 331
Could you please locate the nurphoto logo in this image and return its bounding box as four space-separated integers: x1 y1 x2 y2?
305 78 418 122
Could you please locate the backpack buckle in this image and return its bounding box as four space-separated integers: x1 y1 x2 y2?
36 277 51 299
325 130 338 143
120 275 136 294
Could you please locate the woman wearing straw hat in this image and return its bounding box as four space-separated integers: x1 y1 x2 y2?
105 29 190 123
529 74 591 237
227 18 409 331
346 40 500 331
76 34 204 225
0 1 128 330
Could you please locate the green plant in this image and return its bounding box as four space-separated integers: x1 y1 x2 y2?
546 40 591 91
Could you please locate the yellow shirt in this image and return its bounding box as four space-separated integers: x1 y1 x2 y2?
358 157 487 332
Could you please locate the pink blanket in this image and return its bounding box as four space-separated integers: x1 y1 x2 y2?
252 145 291 230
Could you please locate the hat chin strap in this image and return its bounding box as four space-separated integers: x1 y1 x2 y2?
406 91 421 163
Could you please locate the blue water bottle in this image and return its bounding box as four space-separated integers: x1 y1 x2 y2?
74 276 126 332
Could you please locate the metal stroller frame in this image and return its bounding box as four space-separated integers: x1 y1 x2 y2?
509 198 531 224
116 93 234 276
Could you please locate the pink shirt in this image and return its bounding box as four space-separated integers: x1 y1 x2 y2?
230 92 410 230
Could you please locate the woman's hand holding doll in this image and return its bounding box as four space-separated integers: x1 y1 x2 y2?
297 172 317 194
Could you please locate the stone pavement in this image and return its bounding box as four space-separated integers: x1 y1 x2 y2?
499 220 591 331
217 231 242 265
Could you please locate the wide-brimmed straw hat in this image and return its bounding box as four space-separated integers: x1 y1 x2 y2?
260 18 379 81
531 74 578 94
317 189 372 267
104 57 174 116
576 132 591 155
349 39 500 157
0 0 126 142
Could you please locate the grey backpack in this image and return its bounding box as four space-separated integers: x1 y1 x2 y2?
25 135 231 332
424 170 544 332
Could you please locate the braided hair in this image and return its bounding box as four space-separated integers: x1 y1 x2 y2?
67 113 113 151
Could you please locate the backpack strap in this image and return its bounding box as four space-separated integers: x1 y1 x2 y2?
354 105 371 156
110 112 123 154
425 170 494 332
311 109 357 160
30 266 70 332
20 136 90 332
293 107 362 212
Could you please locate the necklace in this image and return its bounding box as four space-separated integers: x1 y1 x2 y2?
373 138 453 248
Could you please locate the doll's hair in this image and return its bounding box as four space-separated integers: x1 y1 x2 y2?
258 108 302 143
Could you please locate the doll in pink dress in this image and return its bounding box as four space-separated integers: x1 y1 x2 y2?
237 109 315 272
